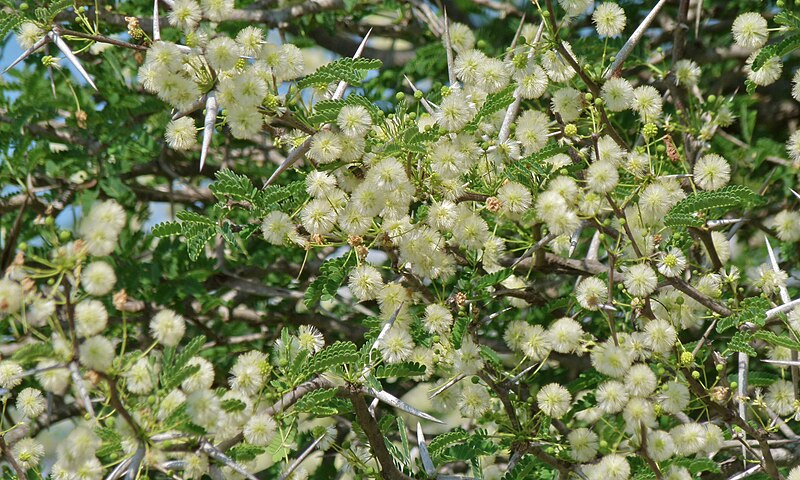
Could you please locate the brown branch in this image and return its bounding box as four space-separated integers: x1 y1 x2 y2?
348 389 413 480
53 26 148 51
0 435 27 480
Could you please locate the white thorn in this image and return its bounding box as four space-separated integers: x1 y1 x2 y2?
765 236 791 304
369 388 444 424
762 359 800 367
50 31 98 91
791 189 800 201
417 422 436 476
403 75 434 115
200 92 218 171
3 34 49 74
429 373 465 399
264 136 313 187
172 95 207 121
443 9 456 86
153 0 161 42
766 297 800 321
278 436 325 480
332 28 372 101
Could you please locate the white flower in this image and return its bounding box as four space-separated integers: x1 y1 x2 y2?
746 52 783 87
623 263 657 297
558 0 592 17
601 77 634 112
11 437 45 470
766 379 795 416
227 105 264 140
449 22 476 53
517 64 549 99
787 130 800 163
674 59 701 87
647 429 675 462
643 318 677 354
158 389 187 421
631 85 663 121
82 261 117 296
337 105 372 138
793 69 800 102
625 363 657 397
75 299 108 337
596 380 629 413
670 422 707 455
150 309 186 347
261 211 296 245
181 357 215 393
548 317 583 353
551 87 583 122
244 413 278 446
591 454 630 480
0 279 24 315
568 428 598 462
591 340 632 378
537 383 572 418
16 22 44 50
789 466 800 480
520 324 552 361
586 161 619 193
35 360 70 394
732 12 769 51
660 380 690 414
694 154 730 192
423 304 454 334
348 264 384 301
769 210 800 242
476 57 511 94
297 325 325 353
593 2 626 37
16 387 46 418
455 49 487 84
576 277 607 310
200 0 234 22
657 247 687 278
125 358 155 394
377 327 414 364
459 383 491 417
79 336 115 372
168 0 202 31
623 397 656 433
205 37 241 72
235 26 264 57
229 350 268 395
497 181 532 215
436 90 477 131
300 198 338 235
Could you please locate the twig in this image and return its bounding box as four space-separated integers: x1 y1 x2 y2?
603 0 670 79
0 435 27 480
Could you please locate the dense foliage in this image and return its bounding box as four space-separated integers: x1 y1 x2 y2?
3 0 800 479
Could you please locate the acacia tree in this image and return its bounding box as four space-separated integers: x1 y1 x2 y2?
2 0 800 478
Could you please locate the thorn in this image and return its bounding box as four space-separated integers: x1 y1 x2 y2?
368 388 444 424
50 31 98 91
792 189 800 201
368 397 379 418
706 218 744 229
372 303 403 351
762 359 800 367
199 92 218 171
417 422 436 476
264 135 313 187
332 28 372 100
278 436 325 480
104 458 132 480
429 373 465 399
403 75 434 115
568 224 582 257
443 8 457 86
766 297 800 321
124 443 146 480
153 0 161 42
171 95 207 121
765 236 791 304
200 440 259 480
3 34 49 74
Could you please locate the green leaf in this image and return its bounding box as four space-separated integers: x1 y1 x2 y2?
210 168 257 203
727 331 756 357
717 297 770 333
297 57 382 89
727 370 778 387
374 362 427 379
665 185 763 228
429 430 470 461
151 220 183 238
11 342 53 364
221 398 247 412
303 341 359 376
754 330 800 350
471 84 516 126
228 443 265 462
667 457 721 474
451 313 469 350
751 34 800 71
474 268 513 291
304 254 356 308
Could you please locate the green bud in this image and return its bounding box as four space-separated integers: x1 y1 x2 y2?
680 351 694 366
414 90 423 100
395 92 405 102
594 98 604 107
59 230 71 242
564 124 578 137
432 335 440 343
559 168 568 176
19 2 28 9
477 39 488 49
618 218 626 225
656 144 666 153
599 440 608 448
441 86 451 97
707 94 717 103
642 122 658 139
471 376 480 384
692 370 700 379
730 381 738 390
675 296 684 305
584 93 593 102
18 242 27 251
45 216 55 227
408 112 417 119
716 364 724 372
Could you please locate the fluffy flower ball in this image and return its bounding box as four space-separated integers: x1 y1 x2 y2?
593 2 626 37
732 12 769 51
